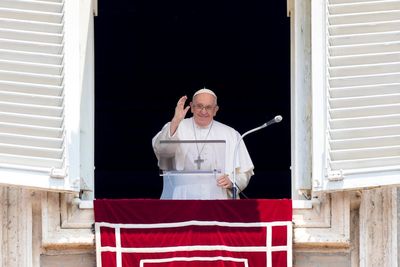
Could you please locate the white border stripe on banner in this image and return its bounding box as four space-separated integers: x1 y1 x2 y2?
266 224 272 267
115 228 122 267
100 244 291 253
287 222 293 267
95 223 102 267
96 220 289 228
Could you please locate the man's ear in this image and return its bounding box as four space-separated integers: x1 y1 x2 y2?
213 105 219 115
189 102 194 113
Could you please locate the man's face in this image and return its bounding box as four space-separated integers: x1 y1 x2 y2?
190 93 219 127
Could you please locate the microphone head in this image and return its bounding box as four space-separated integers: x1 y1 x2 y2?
274 115 283 123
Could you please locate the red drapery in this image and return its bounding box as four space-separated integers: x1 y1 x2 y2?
94 199 292 267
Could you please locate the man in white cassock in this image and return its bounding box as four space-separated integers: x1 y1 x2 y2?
152 88 254 199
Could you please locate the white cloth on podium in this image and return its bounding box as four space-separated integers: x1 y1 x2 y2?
161 174 227 199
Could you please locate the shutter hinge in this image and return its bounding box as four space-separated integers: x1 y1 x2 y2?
326 170 344 181
50 168 67 179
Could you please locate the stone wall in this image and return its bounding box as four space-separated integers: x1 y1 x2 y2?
0 186 398 266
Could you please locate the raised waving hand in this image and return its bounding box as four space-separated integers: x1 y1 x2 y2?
170 95 190 135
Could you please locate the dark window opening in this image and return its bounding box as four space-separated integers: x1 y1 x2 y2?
94 0 291 199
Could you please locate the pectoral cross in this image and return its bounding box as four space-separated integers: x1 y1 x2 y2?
194 155 204 170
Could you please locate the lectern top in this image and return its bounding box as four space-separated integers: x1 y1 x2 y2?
158 139 226 174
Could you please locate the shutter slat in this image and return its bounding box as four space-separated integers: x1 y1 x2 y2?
0 28 63 44
329 72 400 87
330 83 400 97
0 143 63 158
0 133 62 148
0 8 62 24
329 1 400 15
330 0 394 4
329 20 400 36
0 38 63 54
0 18 62 34
0 80 62 96
329 41 400 56
330 135 400 149
0 90 63 106
329 10 400 25
330 103 400 118
0 111 62 128
40 0 62 3
0 122 62 138
329 62 400 77
0 101 63 117
330 145 400 160
329 52 400 66
0 70 62 86
0 59 62 75
0 153 63 168
330 125 400 139
329 93 400 108
330 31 400 46
330 156 400 170
0 49 62 65
0 0 63 13
330 114 400 128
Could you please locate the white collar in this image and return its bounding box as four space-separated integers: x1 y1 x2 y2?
192 117 213 130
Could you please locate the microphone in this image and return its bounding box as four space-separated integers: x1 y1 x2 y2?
266 115 283 126
231 115 283 199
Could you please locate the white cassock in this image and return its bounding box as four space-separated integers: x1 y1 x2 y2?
152 117 254 199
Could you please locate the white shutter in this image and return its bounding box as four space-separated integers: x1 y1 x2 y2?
313 0 400 191
0 0 79 191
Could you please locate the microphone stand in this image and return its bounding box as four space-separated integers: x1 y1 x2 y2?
231 116 282 199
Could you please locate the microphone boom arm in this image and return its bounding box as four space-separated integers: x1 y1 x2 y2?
231 115 282 199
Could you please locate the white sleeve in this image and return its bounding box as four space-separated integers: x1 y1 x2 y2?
152 122 180 169
235 170 253 192
227 169 254 199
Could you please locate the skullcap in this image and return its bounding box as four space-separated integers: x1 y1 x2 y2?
193 88 217 99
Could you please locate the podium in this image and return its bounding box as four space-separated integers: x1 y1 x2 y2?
158 140 227 199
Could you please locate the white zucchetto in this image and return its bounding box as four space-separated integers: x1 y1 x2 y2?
193 88 217 99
